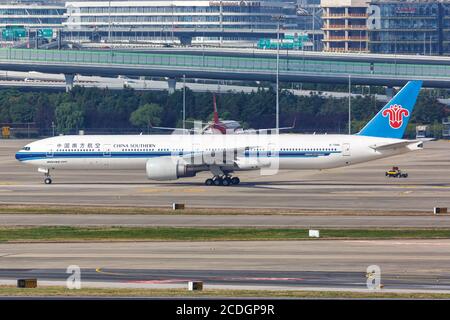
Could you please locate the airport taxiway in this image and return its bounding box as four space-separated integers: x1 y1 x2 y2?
1 139 450 211
0 239 450 291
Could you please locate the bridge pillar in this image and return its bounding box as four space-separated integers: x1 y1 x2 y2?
179 36 192 46
167 78 177 94
64 74 75 92
385 86 394 98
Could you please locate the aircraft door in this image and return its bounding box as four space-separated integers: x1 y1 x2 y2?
342 143 351 156
103 144 112 157
102 144 111 167
46 145 54 158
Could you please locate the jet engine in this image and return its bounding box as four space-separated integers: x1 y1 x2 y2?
146 157 196 181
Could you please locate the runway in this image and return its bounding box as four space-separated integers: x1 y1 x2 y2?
1 240 450 291
1 140 450 211
1 213 450 228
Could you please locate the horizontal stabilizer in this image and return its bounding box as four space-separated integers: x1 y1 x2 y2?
369 140 422 151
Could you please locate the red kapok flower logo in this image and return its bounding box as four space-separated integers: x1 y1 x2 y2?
382 104 409 129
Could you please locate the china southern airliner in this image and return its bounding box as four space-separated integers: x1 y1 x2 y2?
16 81 423 186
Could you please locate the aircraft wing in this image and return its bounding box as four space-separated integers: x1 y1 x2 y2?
149 125 200 134
239 118 297 134
181 145 262 169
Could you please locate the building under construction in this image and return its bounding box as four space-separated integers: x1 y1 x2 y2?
321 0 369 52
321 0 450 55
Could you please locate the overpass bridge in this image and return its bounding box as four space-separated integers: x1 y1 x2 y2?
0 48 450 91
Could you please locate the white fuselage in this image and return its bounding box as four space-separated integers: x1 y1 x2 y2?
16 134 421 174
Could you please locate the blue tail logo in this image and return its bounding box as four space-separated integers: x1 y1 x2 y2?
358 80 422 139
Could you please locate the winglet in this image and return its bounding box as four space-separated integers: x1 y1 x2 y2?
357 80 422 139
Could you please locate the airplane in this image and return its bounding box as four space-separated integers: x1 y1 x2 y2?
16 80 424 186
153 94 295 134
151 94 243 134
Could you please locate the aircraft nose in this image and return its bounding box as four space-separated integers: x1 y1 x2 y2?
15 151 23 161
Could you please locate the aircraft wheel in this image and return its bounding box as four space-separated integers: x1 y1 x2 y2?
213 178 222 186
205 178 213 186
231 177 240 185
44 178 52 185
222 177 231 186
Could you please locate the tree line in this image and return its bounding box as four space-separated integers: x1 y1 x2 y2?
0 86 447 138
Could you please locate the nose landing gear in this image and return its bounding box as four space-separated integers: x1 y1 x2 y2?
204 175 240 186
39 168 52 184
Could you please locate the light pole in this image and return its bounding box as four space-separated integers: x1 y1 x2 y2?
359 30 362 53
108 0 111 42
273 15 285 133
312 6 315 51
171 4 175 44
348 74 351 135
183 74 186 133
423 32 426 55
276 20 280 133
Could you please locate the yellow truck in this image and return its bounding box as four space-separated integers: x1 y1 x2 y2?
385 166 408 178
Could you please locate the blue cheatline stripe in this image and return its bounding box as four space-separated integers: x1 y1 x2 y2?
15 151 342 162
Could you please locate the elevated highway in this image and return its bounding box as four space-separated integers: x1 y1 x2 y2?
1 48 450 88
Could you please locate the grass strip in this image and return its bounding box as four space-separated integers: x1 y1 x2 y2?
0 226 449 242
0 286 449 299
0 204 430 216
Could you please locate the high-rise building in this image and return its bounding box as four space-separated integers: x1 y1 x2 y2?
321 0 369 52
368 0 441 55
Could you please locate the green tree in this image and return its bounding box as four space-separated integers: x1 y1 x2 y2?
55 102 84 134
130 103 163 127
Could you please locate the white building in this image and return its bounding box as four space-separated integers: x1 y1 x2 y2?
63 0 299 44
0 1 66 29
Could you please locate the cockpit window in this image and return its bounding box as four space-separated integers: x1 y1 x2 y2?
21 147 31 151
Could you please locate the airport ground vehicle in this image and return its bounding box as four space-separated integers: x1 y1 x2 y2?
385 166 408 178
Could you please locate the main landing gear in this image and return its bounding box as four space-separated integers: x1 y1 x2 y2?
204 175 240 186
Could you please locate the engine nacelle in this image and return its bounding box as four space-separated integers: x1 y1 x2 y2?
146 157 196 181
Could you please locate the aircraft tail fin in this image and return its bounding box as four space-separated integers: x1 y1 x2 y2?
357 80 422 139
213 94 219 124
